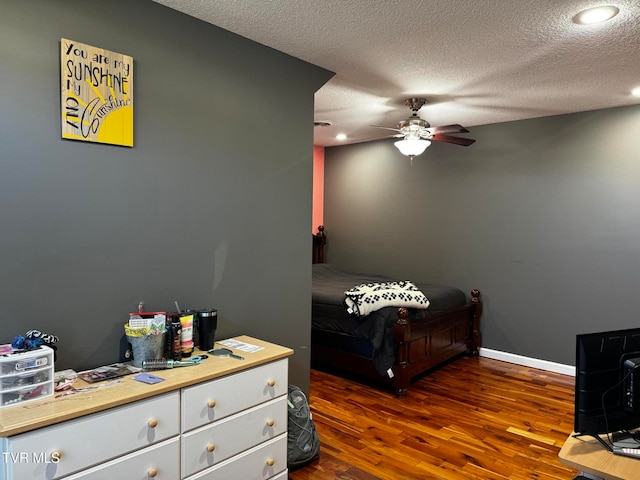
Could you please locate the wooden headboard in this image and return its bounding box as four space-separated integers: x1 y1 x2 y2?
312 225 326 264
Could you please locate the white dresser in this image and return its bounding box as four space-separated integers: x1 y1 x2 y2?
0 336 293 480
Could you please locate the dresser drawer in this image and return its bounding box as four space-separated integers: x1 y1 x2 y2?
63 437 179 480
270 470 289 480
4 392 179 479
186 434 287 480
181 396 287 478
182 359 287 432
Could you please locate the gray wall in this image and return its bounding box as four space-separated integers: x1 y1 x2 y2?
0 0 332 392
324 105 640 366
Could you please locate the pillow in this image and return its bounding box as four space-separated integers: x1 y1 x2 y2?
344 281 430 317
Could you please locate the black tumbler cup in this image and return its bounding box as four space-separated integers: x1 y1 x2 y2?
197 309 218 351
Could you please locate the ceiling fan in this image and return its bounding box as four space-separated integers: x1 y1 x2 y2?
370 98 475 161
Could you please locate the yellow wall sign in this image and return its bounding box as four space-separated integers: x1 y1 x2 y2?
60 38 133 147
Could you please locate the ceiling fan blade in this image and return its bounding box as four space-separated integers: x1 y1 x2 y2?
427 124 469 135
431 133 476 146
369 125 403 134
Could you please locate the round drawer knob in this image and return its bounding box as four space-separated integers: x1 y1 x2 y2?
206 443 216 453
51 450 62 461
207 399 216 408
148 467 158 478
267 379 276 387
266 458 275 467
266 418 275 427
148 418 158 428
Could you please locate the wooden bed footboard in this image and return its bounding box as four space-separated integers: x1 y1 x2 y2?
390 289 482 397
310 226 482 397
311 289 482 397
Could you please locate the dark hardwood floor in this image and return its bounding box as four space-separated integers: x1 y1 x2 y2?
289 356 577 480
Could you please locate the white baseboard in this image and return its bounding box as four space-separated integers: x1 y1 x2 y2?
479 348 576 377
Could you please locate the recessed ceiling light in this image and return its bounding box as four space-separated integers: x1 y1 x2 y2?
572 5 619 25
335 133 347 141
632 87 640 97
313 120 332 127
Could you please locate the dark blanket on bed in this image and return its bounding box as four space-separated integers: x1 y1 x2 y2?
312 263 468 375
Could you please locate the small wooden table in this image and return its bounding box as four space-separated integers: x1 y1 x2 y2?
559 432 640 480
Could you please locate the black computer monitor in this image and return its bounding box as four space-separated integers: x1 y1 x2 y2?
575 328 640 444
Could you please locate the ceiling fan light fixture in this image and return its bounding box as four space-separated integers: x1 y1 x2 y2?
572 5 619 25
394 138 431 157
370 97 474 156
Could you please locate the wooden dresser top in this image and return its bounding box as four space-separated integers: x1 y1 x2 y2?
0 336 293 437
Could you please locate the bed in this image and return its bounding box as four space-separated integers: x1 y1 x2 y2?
311 227 482 397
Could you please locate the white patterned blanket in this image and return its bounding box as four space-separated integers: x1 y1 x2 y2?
344 281 430 317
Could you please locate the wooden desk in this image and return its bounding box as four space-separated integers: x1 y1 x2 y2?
559 433 640 480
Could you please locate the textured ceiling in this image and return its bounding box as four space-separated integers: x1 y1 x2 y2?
153 0 640 147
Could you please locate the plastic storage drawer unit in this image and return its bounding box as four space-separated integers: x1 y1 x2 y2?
0 346 54 407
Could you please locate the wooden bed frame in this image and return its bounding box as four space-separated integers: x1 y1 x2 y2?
311 226 482 397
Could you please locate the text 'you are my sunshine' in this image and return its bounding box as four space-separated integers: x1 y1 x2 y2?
62 39 132 138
